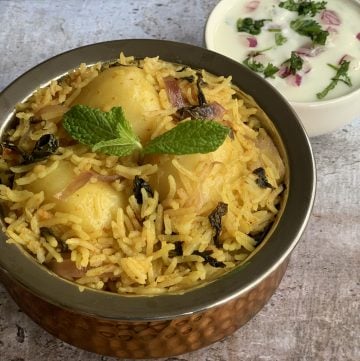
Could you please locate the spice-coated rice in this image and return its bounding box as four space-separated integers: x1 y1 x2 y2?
0 54 285 294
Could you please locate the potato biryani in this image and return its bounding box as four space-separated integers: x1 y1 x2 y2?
0 54 285 295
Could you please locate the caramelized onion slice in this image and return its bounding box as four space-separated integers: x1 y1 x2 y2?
54 171 122 200
178 102 226 121
48 258 86 280
163 76 187 108
35 104 69 121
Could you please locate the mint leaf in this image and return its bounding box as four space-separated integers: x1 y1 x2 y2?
92 138 141 157
290 18 329 45
275 32 287 46
63 105 122 145
143 120 230 155
63 105 142 156
63 105 229 157
316 60 352 99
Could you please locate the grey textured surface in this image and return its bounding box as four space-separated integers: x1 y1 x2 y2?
0 1 359 360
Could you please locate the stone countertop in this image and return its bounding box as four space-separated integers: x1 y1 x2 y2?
0 1 359 360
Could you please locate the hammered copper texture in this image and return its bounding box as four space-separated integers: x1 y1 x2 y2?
0 258 289 359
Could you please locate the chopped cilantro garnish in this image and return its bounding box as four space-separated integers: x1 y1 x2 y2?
275 32 288 46
290 18 329 45
282 51 304 75
243 56 265 73
243 56 279 79
279 0 327 17
237 17 271 35
264 63 280 78
316 60 352 99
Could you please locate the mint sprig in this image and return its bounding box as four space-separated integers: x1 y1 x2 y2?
143 120 230 155
63 105 142 157
63 105 230 157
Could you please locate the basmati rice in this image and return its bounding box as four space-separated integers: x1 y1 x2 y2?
0 54 285 295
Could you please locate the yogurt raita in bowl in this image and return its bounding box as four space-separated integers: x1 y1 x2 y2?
205 0 360 136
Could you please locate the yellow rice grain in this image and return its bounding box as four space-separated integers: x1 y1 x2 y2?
0 55 285 295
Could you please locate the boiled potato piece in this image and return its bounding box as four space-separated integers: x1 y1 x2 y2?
27 160 75 199
72 66 160 142
148 138 234 208
56 182 124 233
26 160 127 233
147 156 180 200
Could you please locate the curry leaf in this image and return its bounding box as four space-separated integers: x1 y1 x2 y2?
208 202 228 248
133 175 154 204
193 250 226 268
22 134 59 164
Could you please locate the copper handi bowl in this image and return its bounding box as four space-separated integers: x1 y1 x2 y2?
0 40 316 359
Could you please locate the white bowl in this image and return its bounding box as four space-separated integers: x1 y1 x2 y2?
291 93 360 136
205 0 360 137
